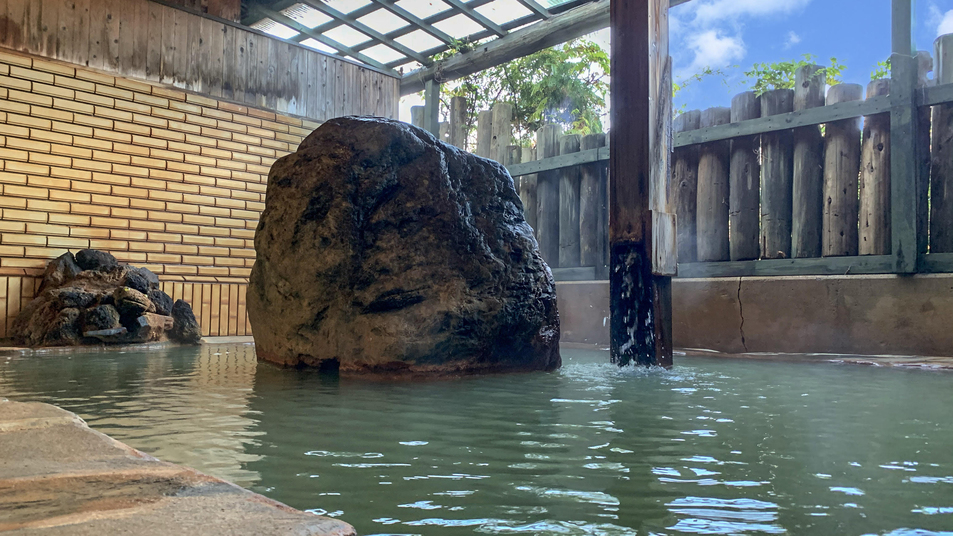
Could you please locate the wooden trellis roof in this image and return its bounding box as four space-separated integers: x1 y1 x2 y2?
240 0 598 77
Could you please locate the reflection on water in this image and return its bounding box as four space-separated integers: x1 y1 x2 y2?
2 344 953 535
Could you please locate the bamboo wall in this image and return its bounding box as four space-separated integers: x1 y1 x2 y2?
0 1 401 340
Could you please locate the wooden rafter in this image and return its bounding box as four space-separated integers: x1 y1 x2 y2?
370 0 456 47
443 0 507 37
515 0 552 19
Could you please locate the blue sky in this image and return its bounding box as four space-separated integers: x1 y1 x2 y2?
664 0 952 111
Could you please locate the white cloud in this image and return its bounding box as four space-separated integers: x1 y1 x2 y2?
939 9 953 36
784 31 802 50
684 30 746 74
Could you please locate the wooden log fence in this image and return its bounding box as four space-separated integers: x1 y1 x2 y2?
412 39 953 280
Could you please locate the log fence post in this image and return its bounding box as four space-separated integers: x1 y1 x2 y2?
729 92 761 261
674 111 701 264
696 107 732 261
760 88 795 259
792 65 826 258
558 134 582 268
823 84 864 257
860 79 892 255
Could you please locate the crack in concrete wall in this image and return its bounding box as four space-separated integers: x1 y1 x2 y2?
737 278 749 352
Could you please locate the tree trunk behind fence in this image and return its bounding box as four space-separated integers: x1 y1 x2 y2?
491 103 514 164
932 35 953 253
761 89 795 259
674 111 701 264
792 64 826 258
859 79 891 255
580 133 608 276
449 96 467 149
520 146 539 236
476 110 493 158
729 92 761 261
537 124 562 266
410 105 424 128
823 83 864 257
696 107 732 261
558 134 582 268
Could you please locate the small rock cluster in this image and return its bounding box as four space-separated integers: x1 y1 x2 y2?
10 249 202 347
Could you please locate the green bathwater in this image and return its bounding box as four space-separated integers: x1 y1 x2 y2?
2 344 952 536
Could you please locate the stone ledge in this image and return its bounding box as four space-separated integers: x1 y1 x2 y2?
0 400 355 535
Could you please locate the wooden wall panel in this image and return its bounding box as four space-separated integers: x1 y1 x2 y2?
1 0 399 122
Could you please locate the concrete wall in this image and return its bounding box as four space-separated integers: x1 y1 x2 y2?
556 275 953 357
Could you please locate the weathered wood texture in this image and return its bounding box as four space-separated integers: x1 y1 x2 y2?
0 0 399 121
823 84 864 257
537 124 562 266
728 92 761 261
519 146 539 236
932 35 953 253
608 0 672 368
860 79 892 255
760 89 795 259
475 110 493 158
792 64 826 258
580 133 608 277
673 110 701 263
491 103 514 163
696 107 732 262
558 134 582 267
449 96 467 149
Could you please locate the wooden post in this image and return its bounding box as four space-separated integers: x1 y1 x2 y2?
860 79 892 255
792 64 826 258
580 133 608 277
917 51 934 261
558 134 582 267
890 0 921 272
475 110 493 158
760 88 795 259
410 105 424 128
609 0 673 368
674 111 701 264
537 124 562 267
520 146 539 236
423 79 440 136
491 103 514 163
823 83 864 257
696 107 732 262
728 92 761 261
932 34 953 252
449 96 467 149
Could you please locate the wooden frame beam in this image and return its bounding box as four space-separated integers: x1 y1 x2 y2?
516 0 552 19
370 0 456 47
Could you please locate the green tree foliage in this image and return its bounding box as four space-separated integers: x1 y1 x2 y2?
871 58 892 80
742 54 846 95
437 39 609 149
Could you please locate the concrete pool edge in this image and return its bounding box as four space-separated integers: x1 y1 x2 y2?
0 399 356 535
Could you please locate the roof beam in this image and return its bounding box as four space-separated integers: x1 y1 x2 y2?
371 0 456 46
298 0 433 65
254 6 394 72
515 0 552 19
443 0 507 37
401 0 608 95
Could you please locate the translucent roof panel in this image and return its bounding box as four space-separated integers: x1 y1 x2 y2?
281 3 332 28
301 38 339 55
322 25 373 48
394 29 445 55
325 0 373 15
393 0 453 20
475 0 533 26
432 13 486 40
362 44 408 65
356 9 411 35
251 19 300 40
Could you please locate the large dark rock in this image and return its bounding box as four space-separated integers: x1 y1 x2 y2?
148 289 174 316
170 299 202 344
75 249 118 272
82 304 121 332
248 116 560 376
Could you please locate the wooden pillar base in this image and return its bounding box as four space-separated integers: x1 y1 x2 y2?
609 241 673 368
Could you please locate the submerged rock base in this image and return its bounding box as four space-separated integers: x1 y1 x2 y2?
248 117 560 376
10 250 201 347
0 399 355 535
